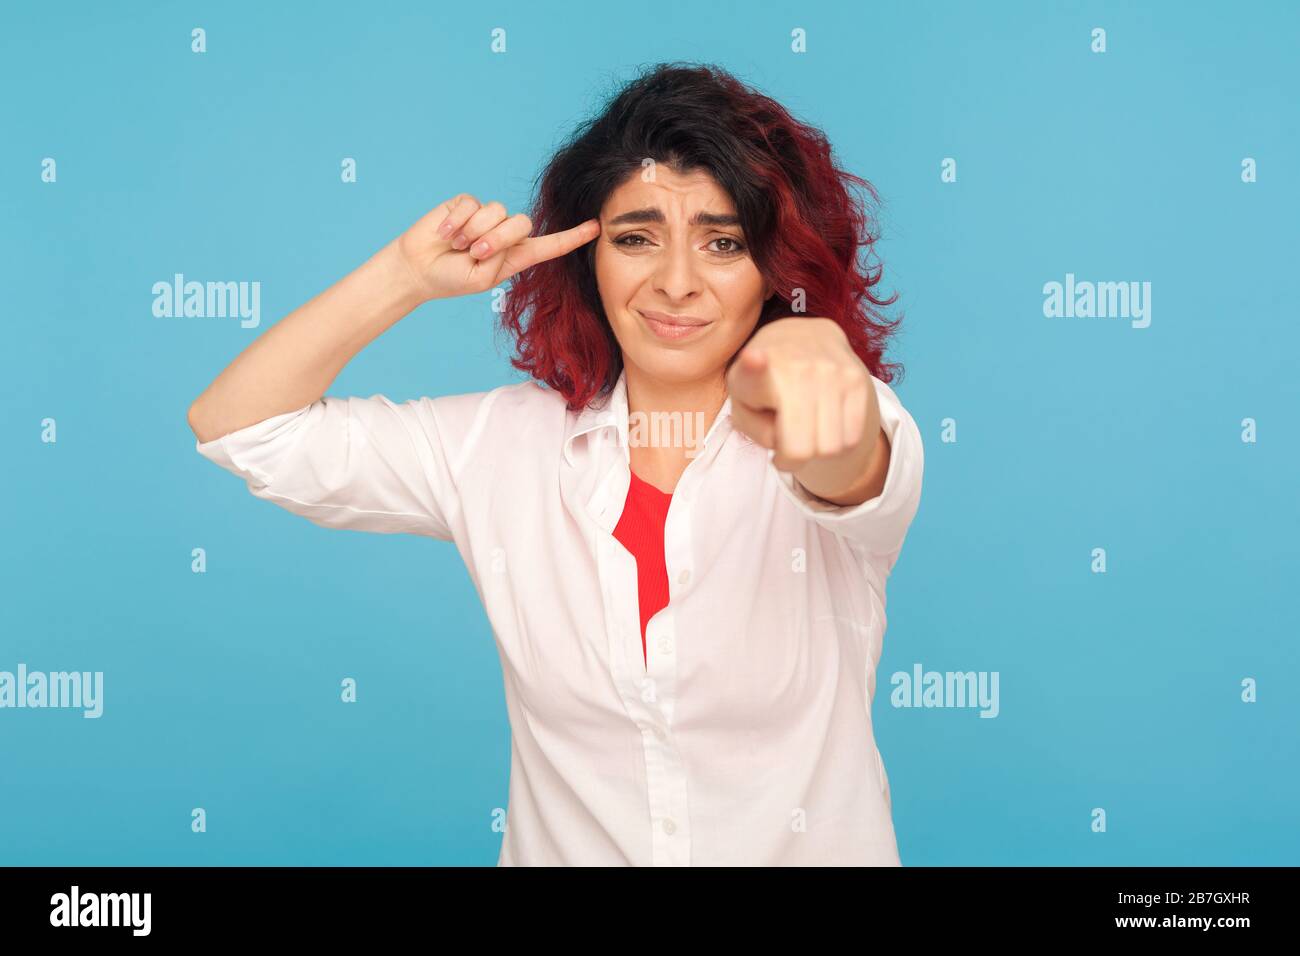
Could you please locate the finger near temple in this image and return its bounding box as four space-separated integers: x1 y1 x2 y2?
501 219 600 279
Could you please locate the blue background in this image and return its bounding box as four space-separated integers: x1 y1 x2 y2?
2 0 1296 865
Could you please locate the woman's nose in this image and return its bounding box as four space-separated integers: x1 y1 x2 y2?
651 238 704 300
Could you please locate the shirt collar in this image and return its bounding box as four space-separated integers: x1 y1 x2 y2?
561 368 740 468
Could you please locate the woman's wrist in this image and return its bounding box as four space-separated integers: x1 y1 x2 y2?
386 235 436 308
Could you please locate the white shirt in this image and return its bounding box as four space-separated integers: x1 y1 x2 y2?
195 367 924 865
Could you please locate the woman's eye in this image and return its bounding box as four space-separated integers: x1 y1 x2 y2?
613 234 746 254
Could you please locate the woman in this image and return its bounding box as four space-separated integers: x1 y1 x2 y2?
188 62 924 866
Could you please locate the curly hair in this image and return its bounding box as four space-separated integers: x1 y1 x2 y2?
499 60 904 410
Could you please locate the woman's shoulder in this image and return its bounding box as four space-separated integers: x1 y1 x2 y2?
430 377 567 422
421 378 571 458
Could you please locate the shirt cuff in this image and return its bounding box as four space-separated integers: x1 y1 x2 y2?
194 403 315 488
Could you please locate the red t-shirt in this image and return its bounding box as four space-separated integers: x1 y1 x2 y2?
612 470 672 669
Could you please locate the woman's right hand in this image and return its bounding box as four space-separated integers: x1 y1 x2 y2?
396 194 601 304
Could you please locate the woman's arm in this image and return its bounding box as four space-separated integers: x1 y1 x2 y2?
186 240 421 443
729 319 924 567
186 195 601 443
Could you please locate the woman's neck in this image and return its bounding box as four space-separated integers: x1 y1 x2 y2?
623 363 728 495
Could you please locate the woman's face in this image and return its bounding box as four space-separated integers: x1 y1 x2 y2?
594 165 773 389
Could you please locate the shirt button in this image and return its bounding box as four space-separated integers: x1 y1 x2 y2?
654 726 667 741
662 818 677 836
677 569 691 586
656 635 674 655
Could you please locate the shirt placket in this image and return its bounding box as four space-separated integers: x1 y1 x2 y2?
584 399 733 867
581 444 683 866
641 473 692 866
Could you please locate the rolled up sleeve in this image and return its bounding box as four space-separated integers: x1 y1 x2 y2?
769 374 924 570
194 394 464 539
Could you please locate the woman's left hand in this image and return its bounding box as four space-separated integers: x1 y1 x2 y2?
726 317 890 506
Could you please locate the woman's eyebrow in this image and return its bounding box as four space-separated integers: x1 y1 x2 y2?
607 208 741 227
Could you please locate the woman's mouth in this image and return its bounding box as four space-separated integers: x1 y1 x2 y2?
638 309 713 341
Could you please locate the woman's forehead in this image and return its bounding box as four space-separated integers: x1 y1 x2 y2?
603 170 738 221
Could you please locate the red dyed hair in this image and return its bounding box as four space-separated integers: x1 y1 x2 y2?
499 61 904 410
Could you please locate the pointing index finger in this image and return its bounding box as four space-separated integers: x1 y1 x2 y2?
728 346 779 410
500 219 601 280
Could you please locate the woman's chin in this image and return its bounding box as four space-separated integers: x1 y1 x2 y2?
629 352 727 386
